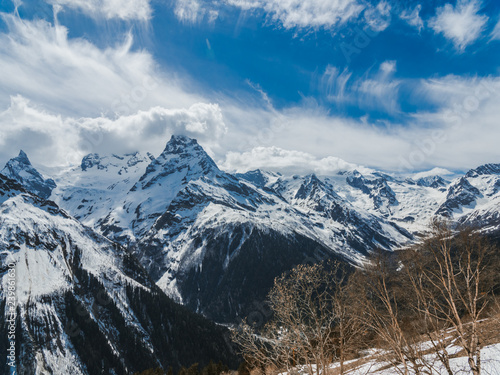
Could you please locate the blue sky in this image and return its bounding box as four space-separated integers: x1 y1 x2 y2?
0 0 499 175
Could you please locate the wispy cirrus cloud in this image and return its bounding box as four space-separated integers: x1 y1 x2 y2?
46 0 152 21
224 0 366 30
174 0 219 24
429 0 488 51
400 4 424 32
174 0 395 33
491 18 500 40
0 12 206 117
320 60 401 114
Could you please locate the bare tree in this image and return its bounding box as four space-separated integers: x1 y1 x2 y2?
232 261 362 375
399 221 498 375
234 223 500 375
353 252 434 375
333 270 368 375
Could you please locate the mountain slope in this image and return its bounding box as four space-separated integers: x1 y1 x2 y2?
0 182 238 374
50 151 153 226
436 163 500 232
121 139 413 321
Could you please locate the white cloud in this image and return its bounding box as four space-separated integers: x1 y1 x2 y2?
2 67 500 175
320 61 401 113
1 4 500 176
400 5 423 32
491 18 500 40
47 0 152 21
174 0 219 24
0 13 206 117
0 10 227 167
363 1 391 32
320 66 351 103
429 0 487 51
0 96 226 167
416 75 499 107
225 0 365 30
221 146 373 175
379 60 396 74
400 75 500 170
219 72 500 174
218 103 413 172
413 167 455 180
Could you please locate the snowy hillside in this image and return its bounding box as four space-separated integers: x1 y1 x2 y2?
0 180 237 374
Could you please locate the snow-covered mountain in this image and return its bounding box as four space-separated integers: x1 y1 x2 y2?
0 175 237 374
437 163 500 232
49 136 415 320
1 150 56 199
50 151 154 227
3 135 500 324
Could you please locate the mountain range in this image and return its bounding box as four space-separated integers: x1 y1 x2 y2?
1 134 499 374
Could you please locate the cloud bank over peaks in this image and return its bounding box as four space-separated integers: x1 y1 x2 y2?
220 146 374 176
412 167 455 180
0 96 227 168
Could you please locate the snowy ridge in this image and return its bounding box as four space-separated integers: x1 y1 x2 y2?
2 135 500 323
437 163 500 230
50 151 153 227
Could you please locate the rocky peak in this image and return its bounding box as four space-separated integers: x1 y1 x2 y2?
81 153 102 171
465 163 500 178
294 174 325 200
136 135 220 190
1 150 56 199
416 175 448 189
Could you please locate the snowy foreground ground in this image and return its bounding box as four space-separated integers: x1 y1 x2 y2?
343 344 500 375
284 343 500 375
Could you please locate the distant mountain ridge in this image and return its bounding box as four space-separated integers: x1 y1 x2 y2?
2 135 500 325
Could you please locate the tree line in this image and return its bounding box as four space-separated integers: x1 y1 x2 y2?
232 221 500 375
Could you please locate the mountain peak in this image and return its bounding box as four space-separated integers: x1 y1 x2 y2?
158 135 217 170
465 163 500 178
1 150 56 199
17 150 30 164
164 134 202 155
169 134 196 143
416 175 448 189
135 135 219 191
81 153 101 171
